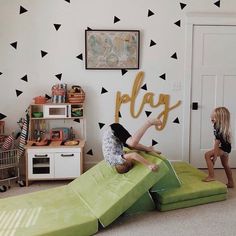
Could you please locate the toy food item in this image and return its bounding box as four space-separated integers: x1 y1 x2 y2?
32 112 43 118
64 140 79 146
35 140 48 146
34 96 47 104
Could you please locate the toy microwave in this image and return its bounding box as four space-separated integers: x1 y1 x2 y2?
50 127 70 141
43 105 70 118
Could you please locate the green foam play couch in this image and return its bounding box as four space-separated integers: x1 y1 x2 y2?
1 155 226 235
152 162 228 211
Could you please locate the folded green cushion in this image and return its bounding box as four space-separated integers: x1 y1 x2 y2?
69 153 169 227
124 191 155 216
156 162 227 205
151 154 181 192
0 186 98 236
156 193 227 211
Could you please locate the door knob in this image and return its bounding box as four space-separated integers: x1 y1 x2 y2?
192 102 198 110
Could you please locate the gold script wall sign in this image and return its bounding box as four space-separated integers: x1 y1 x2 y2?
115 71 181 130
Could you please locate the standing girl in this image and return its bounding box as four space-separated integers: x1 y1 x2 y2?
203 107 234 188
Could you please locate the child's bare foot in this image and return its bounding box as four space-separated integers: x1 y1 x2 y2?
147 118 162 128
202 176 215 182
226 182 234 188
148 164 158 172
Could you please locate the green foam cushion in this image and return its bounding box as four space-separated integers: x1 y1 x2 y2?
151 154 181 192
156 193 227 211
124 191 155 216
157 162 227 205
69 153 169 227
0 186 98 236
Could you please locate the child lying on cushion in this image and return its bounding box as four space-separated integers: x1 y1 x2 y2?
102 118 162 174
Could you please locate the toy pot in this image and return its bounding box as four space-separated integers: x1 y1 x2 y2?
34 96 47 104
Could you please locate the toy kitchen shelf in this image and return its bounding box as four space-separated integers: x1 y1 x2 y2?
25 103 86 186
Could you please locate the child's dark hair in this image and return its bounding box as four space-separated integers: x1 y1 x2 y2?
115 160 134 174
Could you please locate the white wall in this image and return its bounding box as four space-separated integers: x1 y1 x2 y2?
0 0 236 168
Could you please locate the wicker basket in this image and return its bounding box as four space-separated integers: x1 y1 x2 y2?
0 121 5 134
68 86 85 103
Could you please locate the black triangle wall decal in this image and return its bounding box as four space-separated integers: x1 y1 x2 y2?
173 117 180 124
148 9 155 17
101 87 108 94
180 2 187 10
119 111 122 118
87 149 93 155
41 50 48 58
19 6 28 14
99 123 105 129
45 94 51 99
54 24 61 31
65 0 70 3
16 89 23 97
0 113 7 120
141 84 147 90
0 72 2 76
150 40 156 47
121 69 128 76
73 119 80 123
76 53 83 60
174 20 181 27
171 52 178 59
114 16 120 23
214 0 220 7
20 75 28 82
10 42 17 49
145 111 152 117
152 139 158 146
159 73 166 80
55 73 62 80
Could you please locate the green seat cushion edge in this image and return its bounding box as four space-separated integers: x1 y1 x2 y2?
156 193 227 211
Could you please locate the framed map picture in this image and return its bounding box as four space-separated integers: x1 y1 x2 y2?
85 30 140 69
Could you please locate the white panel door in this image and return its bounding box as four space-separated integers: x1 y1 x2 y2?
190 25 236 168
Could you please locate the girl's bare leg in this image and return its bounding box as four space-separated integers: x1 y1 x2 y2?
203 150 216 182
126 118 161 147
123 152 158 172
220 155 234 188
131 143 162 154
